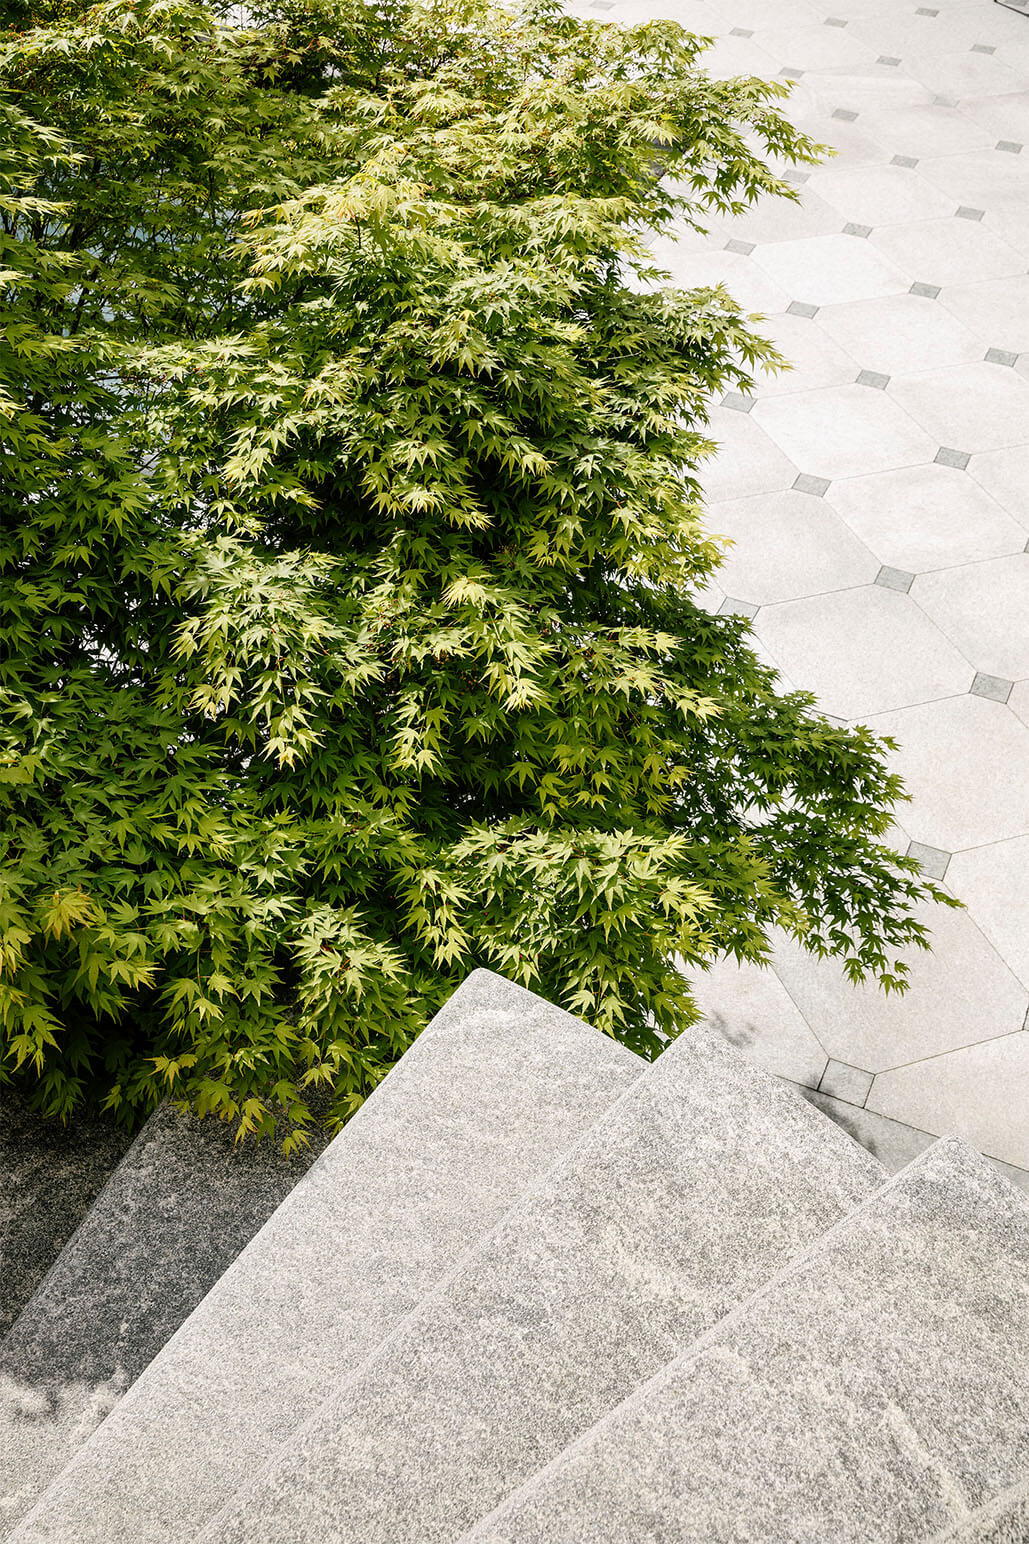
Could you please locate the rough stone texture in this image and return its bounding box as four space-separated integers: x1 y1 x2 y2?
0 1095 130 1337
11 971 639 1544
0 1104 324 1536
464 1140 1029 1544
198 1024 883 1544
930 1484 1029 1543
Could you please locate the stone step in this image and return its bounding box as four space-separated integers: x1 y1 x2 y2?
0 1094 131 1338
195 1021 885 1544
929 1484 1029 1544
461 1138 1029 1544
10 971 639 1544
0 1103 323 1536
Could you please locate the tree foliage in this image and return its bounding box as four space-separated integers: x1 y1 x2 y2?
1 0 948 1145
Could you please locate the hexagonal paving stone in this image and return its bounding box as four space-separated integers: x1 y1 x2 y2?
868 1033 1029 1169
968 444 1029 529
827 463 1026 572
888 362 1029 452
701 407 800 503
756 22 879 72
908 50 1027 104
705 489 879 604
771 900 1028 1073
947 836 1029 989
912 554 1029 680
869 216 1024 287
865 105 993 160
751 384 936 481
752 233 910 306
918 149 1029 212
817 292 982 376
938 274 1029 353
863 694 1029 850
755 585 972 719
691 954 828 1088
807 164 955 227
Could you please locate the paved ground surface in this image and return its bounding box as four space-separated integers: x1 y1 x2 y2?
570 0 1029 1180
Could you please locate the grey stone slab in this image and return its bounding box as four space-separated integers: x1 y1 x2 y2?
463 1140 1029 1544
0 1096 130 1338
10 972 639 1544
1 1105 323 1535
198 1025 883 1544
930 1483 1029 1542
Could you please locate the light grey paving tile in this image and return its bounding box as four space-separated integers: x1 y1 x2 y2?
939 275 1029 353
1009 678 1029 729
771 901 1028 1073
754 22 878 71
817 292 982 375
807 163 956 227
828 463 1027 572
700 187 845 247
889 363 1029 452
909 50 1028 103
869 1035 1029 1169
911 554 1029 679
870 216 1024 287
755 312 863 395
699 33 782 82
751 384 936 481
464 1141 1029 1544
700 407 800 502
959 92 1029 147
863 104 992 158
196 1028 883 1544
752 233 911 306
805 71 935 118
789 1083 936 1172
818 1059 874 1105
690 954 827 1087
918 149 1029 212
704 489 878 604
5 974 642 1544
864 695 1029 850
646 243 793 314
755 584 972 719
849 7 981 57
792 114 889 168
947 835 1029 989
968 444 1029 529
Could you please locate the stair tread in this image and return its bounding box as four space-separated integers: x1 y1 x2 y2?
197 1019 884 1544
10 971 639 1544
462 1139 1029 1544
1 1103 322 1535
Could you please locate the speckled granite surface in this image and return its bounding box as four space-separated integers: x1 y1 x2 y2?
0 1095 130 1337
1 1103 322 1536
930 1484 1029 1544
11 971 640 1544
463 1139 1029 1544
197 1024 884 1544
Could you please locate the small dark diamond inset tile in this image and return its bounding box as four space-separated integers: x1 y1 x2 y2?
971 671 1014 703
787 300 820 318
916 5 939 13
844 222 873 237
780 65 805 78
794 473 831 496
875 564 914 592
907 841 951 882
935 446 971 469
857 369 891 390
971 42 996 54
878 55 901 66
725 238 756 255
986 347 1019 366
730 25 754 36
825 15 848 24
832 108 859 122
891 154 919 168
934 94 959 107
719 597 759 619
997 141 1023 155
722 392 755 413
910 281 941 299
783 169 811 185
956 206 985 221
819 1060 874 1107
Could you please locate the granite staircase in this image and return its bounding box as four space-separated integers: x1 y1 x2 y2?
2 970 1026 1543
